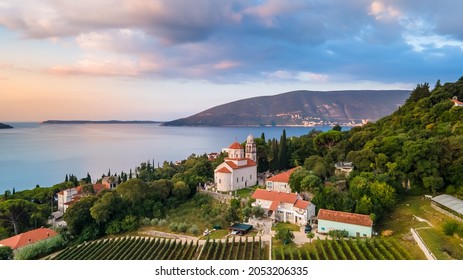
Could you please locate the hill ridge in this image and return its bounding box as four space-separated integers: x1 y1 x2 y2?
163 89 410 127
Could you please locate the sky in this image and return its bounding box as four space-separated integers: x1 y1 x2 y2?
1 0 463 122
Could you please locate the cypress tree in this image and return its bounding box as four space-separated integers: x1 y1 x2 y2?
65 174 69 182
278 129 288 170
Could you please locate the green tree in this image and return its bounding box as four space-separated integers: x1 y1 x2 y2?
172 181 190 201
300 175 323 193
313 130 343 154
63 196 98 236
0 199 38 235
90 192 124 225
278 129 289 170
275 228 295 244
289 167 310 193
0 246 13 260
252 205 265 218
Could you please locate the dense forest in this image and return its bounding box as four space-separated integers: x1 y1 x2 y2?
1 76 463 249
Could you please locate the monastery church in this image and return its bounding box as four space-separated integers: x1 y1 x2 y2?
214 135 257 192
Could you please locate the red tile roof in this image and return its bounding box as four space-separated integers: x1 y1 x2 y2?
252 189 311 211
269 200 280 211
216 167 231 173
251 189 298 204
318 209 373 227
224 159 256 170
0 228 57 250
266 167 299 183
451 99 463 105
294 200 310 209
228 141 242 149
93 183 110 193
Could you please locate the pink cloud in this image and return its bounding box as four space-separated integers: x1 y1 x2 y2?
49 57 160 77
213 60 241 70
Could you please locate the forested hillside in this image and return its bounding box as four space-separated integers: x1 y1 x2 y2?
281 77 463 222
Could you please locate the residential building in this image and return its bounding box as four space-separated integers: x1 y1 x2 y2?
101 176 118 189
317 209 373 237
265 167 299 192
334 162 354 176
214 136 257 192
0 227 57 250
57 183 111 212
451 96 463 107
251 189 316 225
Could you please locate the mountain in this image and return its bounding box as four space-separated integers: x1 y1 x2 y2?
163 90 410 126
0 123 13 129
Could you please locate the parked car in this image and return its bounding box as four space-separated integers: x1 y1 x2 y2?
304 224 312 233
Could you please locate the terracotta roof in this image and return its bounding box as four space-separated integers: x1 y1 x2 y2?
451 99 463 105
251 189 298 204
266 167 299 183
93 183 110 193
0 228 57 250
269 200 280 211
318 209 373 227
224 159 256 170
216 167 231 173
228 141 242 149
294 200 310 209
57 190 64 195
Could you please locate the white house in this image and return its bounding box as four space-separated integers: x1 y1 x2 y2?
451 96 463 107
214 136 257 192
101 176 118 189
251 189 316 225
266 167 299 192
317 209 373 237
334 162 354 176
57 187 80 212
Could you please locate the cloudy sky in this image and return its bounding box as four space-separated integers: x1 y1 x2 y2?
1 0 462 121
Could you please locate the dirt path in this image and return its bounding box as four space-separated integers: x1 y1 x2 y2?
413 215 434 227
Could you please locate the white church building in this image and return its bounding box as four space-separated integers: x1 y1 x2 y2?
214 135 257 192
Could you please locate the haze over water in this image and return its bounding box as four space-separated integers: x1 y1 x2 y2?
0 123 337 193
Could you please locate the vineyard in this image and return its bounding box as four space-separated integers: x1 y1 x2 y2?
272 238 412 260
51 236 268 260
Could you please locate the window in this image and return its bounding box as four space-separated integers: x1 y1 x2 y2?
250 174 252 179
242 176 244 181
321 227 325 231
237 178 239 183
219 179 221 184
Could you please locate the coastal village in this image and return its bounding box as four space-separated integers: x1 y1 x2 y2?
1 133 462 260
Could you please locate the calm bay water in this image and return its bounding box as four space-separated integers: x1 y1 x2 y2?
0 123 336 193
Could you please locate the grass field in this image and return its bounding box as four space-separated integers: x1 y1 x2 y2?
375 195 463 260
272 221 301 232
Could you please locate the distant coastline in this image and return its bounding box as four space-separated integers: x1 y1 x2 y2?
0 122 13 129
42 120 163 124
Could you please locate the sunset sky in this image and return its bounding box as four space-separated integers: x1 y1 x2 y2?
1 0 462 122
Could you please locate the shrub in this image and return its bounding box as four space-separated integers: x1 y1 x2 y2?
169 222 178 232
328 230 349 239
189 225 199 235
141 217 151 226
442 221 460 236
178 222 188 233
150 218 159 226
158 219 167 227
121 215 138 232
0 246 13 260
275 228 295 244
14 235 67 260
106 220 123 235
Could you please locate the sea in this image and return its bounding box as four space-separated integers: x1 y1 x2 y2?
0 122 339 193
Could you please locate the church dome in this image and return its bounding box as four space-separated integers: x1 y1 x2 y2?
246 134 255 142
228 141 242 149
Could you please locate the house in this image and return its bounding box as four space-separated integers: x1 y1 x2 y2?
214 135 257 192
451 96 463 107
334 162 354 176
57 183 111 212
101 176 118 189
251 189 316 225
317 209 373 237
0 227 57 250
265 167 299 192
